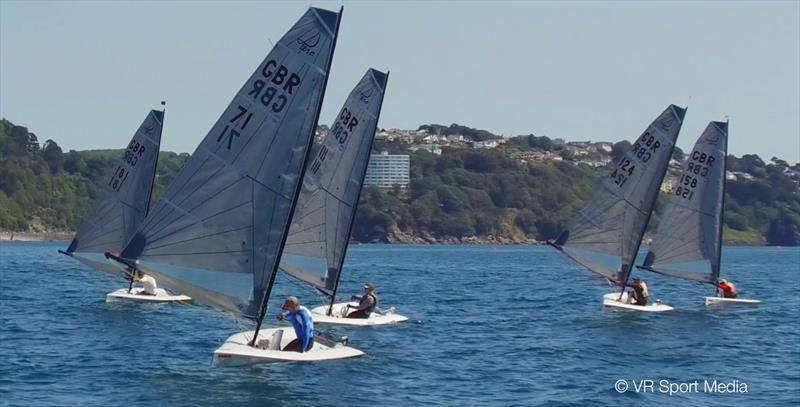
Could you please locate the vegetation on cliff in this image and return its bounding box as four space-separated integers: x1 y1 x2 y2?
2 119 798 246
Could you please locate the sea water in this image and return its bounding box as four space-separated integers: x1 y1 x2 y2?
1 243 798 406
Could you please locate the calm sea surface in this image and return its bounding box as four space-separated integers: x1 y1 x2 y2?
1 243 798 406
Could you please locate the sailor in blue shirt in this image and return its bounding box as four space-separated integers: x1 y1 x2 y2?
277 296 315 352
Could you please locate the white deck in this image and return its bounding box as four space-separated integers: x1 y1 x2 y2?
310 302 408 326
105 287 192 303
704 296 761 306
602 292 674 312
212 327 364 367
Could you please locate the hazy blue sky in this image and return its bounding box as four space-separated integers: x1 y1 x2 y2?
2 1 798 162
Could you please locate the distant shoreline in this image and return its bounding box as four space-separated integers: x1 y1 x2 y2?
0 231 787 247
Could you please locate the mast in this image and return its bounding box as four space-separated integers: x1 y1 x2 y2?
713 119 729 295
144 102 166 218
617 130 680 299
327 70 389 316
250 6 343 346
128 102 165 293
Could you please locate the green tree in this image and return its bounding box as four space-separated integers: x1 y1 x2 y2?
42 139 64 173
766 211 800 246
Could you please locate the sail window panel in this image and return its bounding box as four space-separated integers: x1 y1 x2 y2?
280 253 329 288
137 260 252 314
71 252 126 277
561 246 622 281
648 261 715 282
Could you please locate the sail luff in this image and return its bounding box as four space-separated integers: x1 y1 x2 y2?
712 121 729 283
619 124 678 288
618 106 683 287
252 6 343 329
144 108 165 218
327 70 389 312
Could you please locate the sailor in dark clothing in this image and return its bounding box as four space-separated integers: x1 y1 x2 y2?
346 282 378 319
626 277 649 306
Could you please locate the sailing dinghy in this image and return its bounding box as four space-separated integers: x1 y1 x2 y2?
58 109 189 303
637 121 760 306
108 6 363 365
280 69 408 326
549 105 687 312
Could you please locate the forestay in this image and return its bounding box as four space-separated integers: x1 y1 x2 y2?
554 105 686 284
65 110 163 257
280 69 388 295
642 121 728 283
118 7 341 319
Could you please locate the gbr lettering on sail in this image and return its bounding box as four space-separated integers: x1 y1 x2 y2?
248 60 302 113
215 61 304 150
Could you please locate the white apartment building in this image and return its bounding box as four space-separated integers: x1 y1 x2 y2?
364 151 410 188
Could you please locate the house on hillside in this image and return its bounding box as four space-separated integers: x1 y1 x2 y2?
409 144 443 155
472 140 499 149
446 134 465 143
596 142 613 153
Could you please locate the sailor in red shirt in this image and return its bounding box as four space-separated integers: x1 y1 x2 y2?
717 278 738 298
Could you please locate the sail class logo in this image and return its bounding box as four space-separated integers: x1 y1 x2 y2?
296 29 320 56
660 116 674 131
703 132 722 146
358 87 374 104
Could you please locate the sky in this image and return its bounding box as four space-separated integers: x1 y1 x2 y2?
1 1 799 162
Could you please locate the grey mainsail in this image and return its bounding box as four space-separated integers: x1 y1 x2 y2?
280 69 389 296
552 105 686 285
640 121 728 283
117 7 341 319
63 109 164 269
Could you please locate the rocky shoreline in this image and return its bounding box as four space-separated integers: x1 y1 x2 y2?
0 231 73 242
383 228 540 244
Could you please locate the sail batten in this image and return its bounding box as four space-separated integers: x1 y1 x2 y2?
66 109 164 258
556 105 686 284
642 121 728 283
118 7 342 318
279 68 389 294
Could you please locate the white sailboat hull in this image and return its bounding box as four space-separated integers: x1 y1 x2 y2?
105 287 192 303
704 296 761 306
212 328 364 367
310 302 408 326
602 292 674 312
